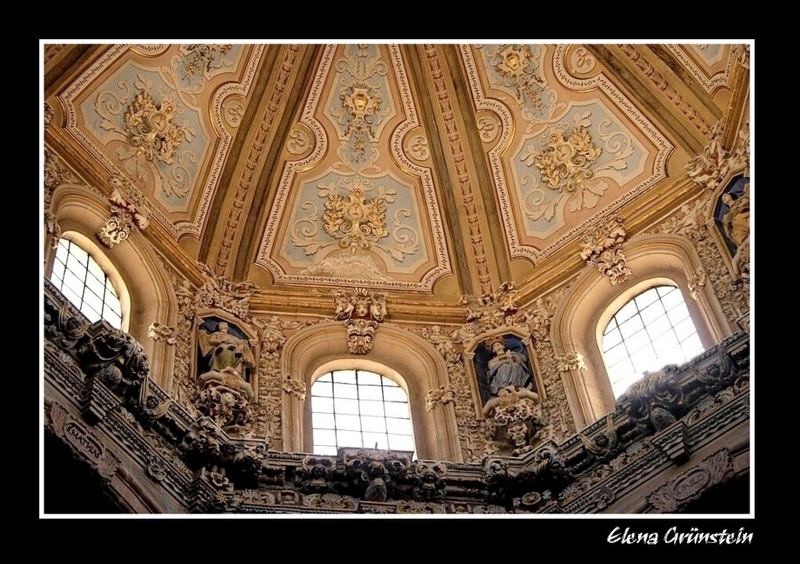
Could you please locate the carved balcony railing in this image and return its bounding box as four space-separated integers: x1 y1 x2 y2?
44 279 749 513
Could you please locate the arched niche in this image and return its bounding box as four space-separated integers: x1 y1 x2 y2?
195 308 260 401
708 167 750 283
281 320 462 462
462 325 547 416
551 233 732 427
48 186 177 389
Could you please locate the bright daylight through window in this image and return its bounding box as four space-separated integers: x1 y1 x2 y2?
602 285 704 398
50 238 123 329
311 370 415 455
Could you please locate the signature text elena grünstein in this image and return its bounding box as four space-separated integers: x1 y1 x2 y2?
608 526 753 545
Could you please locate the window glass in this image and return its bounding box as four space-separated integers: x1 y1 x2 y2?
50 238 124 329
602 285 704 398
310 370 415 455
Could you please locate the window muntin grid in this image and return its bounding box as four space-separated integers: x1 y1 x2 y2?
602 285 704 398
50 238 122 329
310 370 415 456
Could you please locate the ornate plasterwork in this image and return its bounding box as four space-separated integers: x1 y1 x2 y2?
423 44 492 295
579 216 631 285
460 44 672 261
415 283 576 462
555 352 585 372
647 449 733 512
686 121 750 192
215 45 302 274
45 400 120 482
425 385 456 411
287 173 421 265
88 69 207 205
651 194 749 331
618 45 713 136
483 385 545 456
173 45 238 94
45 279 750 513
196 264 257 322
665 44 737 94
687 268 707 300
58 44 264 237
324 45 395 171
257 45 452 292
96 175 151 248
333 288 387 354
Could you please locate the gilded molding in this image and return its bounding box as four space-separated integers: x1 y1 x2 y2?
617 45 712 135
579 216 631 285
423 44 493 295
215 45 302 274
665 45 737 95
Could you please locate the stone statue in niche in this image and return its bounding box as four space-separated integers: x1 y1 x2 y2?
195 317 256 429
474 334 545 456
474 335 535 405
487 338 532 396
721 183 750 279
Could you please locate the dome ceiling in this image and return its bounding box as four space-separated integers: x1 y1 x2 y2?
45 42 747 307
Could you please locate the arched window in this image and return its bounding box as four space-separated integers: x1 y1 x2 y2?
50 237 124 329
310 369 415 455
601 285 705 398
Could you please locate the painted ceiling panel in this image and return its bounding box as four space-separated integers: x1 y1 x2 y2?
56 44 265 238
460 44 673 262
255 44 453 292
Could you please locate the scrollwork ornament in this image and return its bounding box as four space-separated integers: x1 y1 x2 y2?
580 216 631 285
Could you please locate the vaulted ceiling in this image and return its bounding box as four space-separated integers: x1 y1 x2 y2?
44 43 749 313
